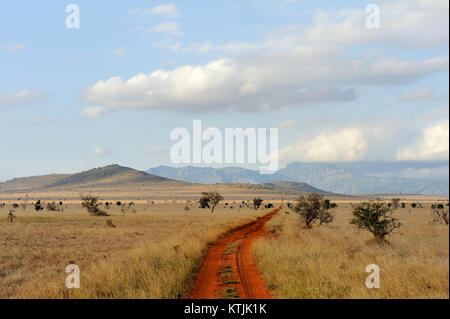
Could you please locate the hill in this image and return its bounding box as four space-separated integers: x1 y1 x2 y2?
0 165 177 193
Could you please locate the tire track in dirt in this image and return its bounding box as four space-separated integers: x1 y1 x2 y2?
188 207 281 299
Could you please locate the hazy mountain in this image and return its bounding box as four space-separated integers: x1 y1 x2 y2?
148 165 270 184
0 165 178 192
275 163 449 195
148 163 449 196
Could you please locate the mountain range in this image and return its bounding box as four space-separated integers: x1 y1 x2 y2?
148 162 449 196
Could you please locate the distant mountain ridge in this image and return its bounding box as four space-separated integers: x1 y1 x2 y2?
148 163 449 196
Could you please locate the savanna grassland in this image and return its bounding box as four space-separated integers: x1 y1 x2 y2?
0 199 270 298
253 201 449 299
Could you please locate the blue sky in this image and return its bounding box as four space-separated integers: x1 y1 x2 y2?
0 0 448 180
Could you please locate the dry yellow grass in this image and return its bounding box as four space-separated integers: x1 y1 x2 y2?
0 201 265 298
253 202 449 299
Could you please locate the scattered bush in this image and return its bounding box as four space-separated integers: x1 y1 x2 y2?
350 200 401 242
292 193 335 228
46 201 59 211
253 198 263 209
34 200 43 211
7 210 16 222
81 195 109 216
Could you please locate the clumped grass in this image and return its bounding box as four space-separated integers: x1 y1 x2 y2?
253 203 449 299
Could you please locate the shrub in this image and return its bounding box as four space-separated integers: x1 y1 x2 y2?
350 200 401 242
292 193 335 228
7 210 16 222
81 195 109 216
34 200 43 211
46 201 59 211
253 198 263 209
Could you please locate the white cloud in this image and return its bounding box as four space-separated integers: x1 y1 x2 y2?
80 106 110 119
80 0 448 116
109 48 128 56
148 22 183 36
144 4 180 18
0 90 45 108
396 121 449 161
81 53 446 113
4 43 27 53
278 127 368 162
91 147 111 158
398 87 449 101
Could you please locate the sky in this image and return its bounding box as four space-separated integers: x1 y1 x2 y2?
0 0 449 180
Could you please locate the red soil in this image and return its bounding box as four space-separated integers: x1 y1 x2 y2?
188 207 280 299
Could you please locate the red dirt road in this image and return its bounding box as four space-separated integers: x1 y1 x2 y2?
188 207 281 299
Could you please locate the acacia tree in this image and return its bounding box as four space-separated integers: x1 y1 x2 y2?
200 191 223 213
350 200 401 242
292 193 335 228
253 198 263 210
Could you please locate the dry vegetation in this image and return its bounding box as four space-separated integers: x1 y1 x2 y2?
253 201 449 298
0 200 266 298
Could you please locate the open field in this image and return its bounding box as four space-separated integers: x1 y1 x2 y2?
253 202 449 299
0 200 269 298
0 192 448 299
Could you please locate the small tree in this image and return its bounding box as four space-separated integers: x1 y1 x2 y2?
34 200 43 211
350 200 401 242
81 195 109 216
200 191 223 213
292 193 335 228
253 198 263 210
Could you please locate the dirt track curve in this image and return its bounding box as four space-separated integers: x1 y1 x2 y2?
188 207 281 299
